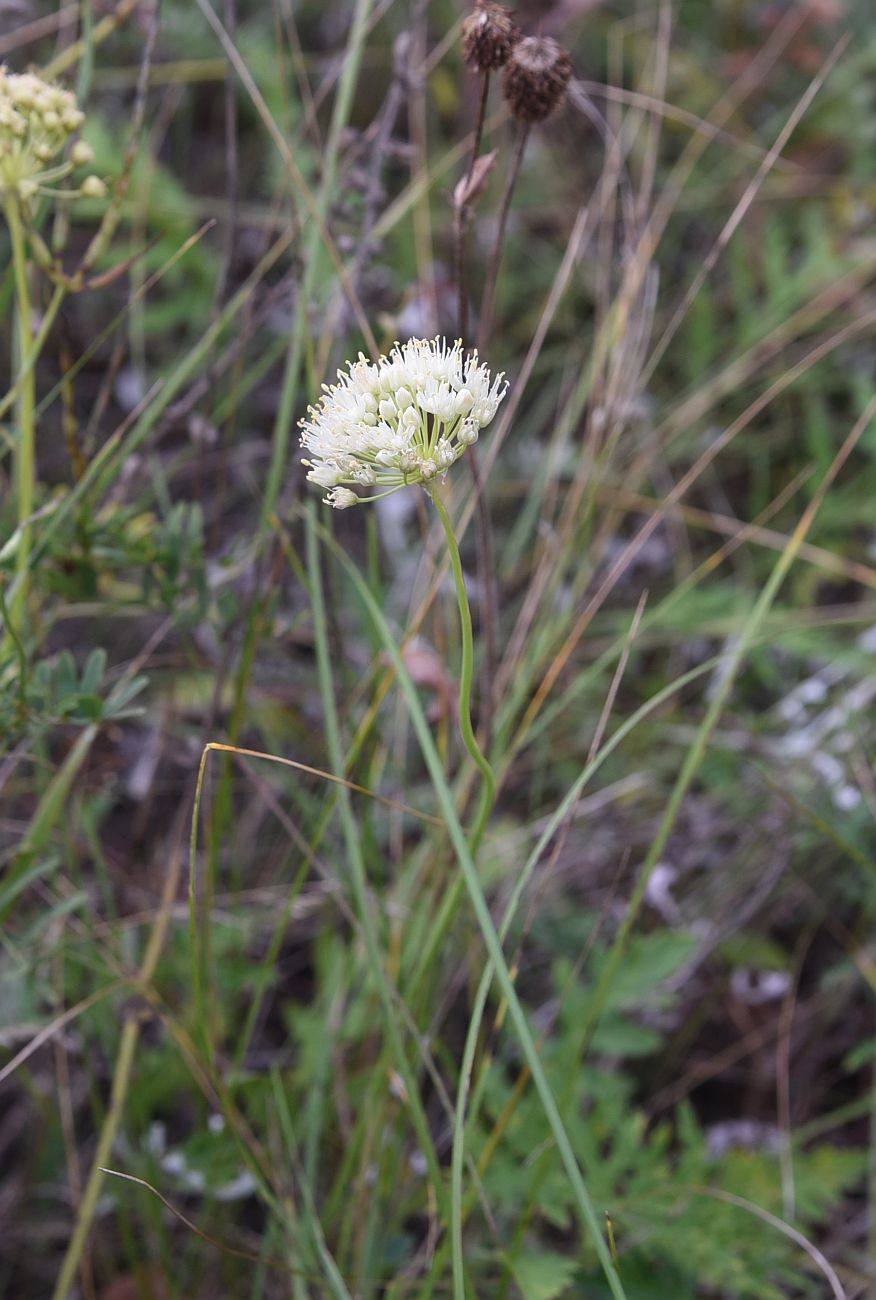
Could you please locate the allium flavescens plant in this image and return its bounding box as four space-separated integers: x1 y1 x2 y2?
1 67 106 650
301 338 629 1300
300 335 507 827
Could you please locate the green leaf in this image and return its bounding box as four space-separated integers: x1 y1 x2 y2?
511 1251 579 1300
844 1036 876 1073
75 695 105 721
590 1018 663 1057
80 647 107 696
718 932 790 972
601 931 699 1011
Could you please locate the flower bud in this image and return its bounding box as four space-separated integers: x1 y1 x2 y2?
61 108 85 131
80 174 107 199
436 439 455 469
70 140 95 166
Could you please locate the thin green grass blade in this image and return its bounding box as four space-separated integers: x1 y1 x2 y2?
305 501 448 1218
1 724 97 925
269 1066 354 1300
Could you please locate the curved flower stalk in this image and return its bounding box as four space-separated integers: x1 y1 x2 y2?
299 336 507 508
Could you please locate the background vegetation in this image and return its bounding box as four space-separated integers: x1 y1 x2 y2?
2 1 876 1297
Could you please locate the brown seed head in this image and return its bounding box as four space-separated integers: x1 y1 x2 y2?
462 2 520 74
502 35 573 124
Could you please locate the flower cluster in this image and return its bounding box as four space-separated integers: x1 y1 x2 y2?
299 337 508 508
0 66 104 206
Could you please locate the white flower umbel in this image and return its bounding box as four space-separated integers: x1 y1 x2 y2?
299 337 507 507
0 66 103 205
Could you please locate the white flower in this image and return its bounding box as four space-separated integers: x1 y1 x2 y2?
326 486 359 510
0 66 103 206
299 337 507 507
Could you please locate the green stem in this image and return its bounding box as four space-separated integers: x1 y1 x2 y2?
429 487 495 840
400 488 500 1081
5 198 36 646
403 490 496 1015
429 490 496 1300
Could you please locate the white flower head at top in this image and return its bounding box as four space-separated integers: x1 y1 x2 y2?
0 66 105 207
299 337 508 508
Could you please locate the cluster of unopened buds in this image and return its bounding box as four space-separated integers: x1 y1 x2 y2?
299 337 508 508
0 66 105 207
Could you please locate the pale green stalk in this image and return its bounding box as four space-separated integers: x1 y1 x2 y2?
188 740 213 1059
51 1017 139 1300
427 487 497 1300
429 488 496 840
402 492 498 1007
4 198 36 647
54 788 188 1300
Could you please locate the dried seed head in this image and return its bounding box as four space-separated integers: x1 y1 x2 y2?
502 36 573 124
462 2 520 74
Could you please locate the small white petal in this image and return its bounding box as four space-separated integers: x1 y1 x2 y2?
307 464 342 488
